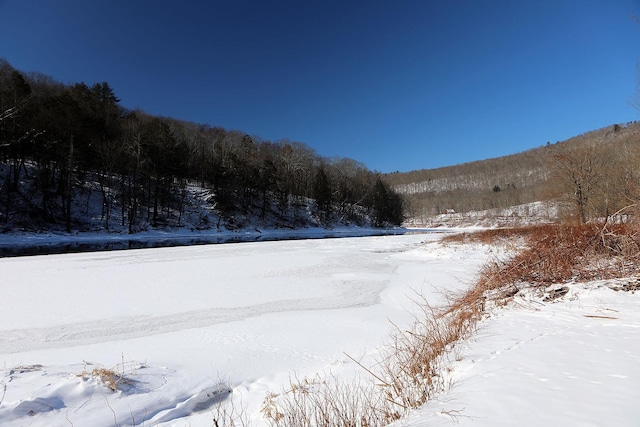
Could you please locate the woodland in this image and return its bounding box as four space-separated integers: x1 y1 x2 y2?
3 56 640 236
385 121 640 224
0 59 403 234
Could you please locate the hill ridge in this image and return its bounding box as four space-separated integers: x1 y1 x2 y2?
384 121 640 221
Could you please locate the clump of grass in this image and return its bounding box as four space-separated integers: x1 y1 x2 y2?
78 358 138 392
443 222 640 319
78 366 130 392
369 291 482 414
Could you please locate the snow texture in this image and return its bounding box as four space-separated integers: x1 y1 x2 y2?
1 232 638 426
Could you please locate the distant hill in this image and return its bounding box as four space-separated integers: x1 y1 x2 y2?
383 121 640 225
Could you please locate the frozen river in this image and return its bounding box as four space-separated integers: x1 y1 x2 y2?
0 232 487 426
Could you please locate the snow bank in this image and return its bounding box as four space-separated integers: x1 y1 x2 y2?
398 280 640 426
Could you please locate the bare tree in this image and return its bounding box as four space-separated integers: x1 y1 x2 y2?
552 145 605 223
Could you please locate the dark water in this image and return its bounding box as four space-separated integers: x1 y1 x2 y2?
0 235 253 257
0 229 430 258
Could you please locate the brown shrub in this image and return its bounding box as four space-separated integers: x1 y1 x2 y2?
442 226 541 246
466 223 640 294
265 222 640 427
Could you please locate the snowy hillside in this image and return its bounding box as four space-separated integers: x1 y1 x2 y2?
0 163 406 256
386 122 640 222
392 166 548 196
405 201 561 228
0 162 376 235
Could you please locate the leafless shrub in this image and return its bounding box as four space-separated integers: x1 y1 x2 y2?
264 222 640 426
442 225 539 245
476 223 640 290
1 363 6 406
262 373 400 427
264 282 487 427
370 292 480 414
210 389 250 427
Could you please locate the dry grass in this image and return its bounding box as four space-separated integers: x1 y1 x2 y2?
264 221 640 426
444 222 640 318
77 358 139 393
78 365 131 392
263 289 484 427
371 292 481 414
263 281 487 427
77 364 248 426
262 374 400 427
441 225 540 245
476 222 640 290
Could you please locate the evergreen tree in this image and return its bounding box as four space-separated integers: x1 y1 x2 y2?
314 165 332 223
0 59 406 232
372 177 404 227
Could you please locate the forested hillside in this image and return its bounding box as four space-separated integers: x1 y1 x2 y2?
385 122 640 224
0 59 403 233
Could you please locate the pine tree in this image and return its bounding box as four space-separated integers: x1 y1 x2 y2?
314 166 332 223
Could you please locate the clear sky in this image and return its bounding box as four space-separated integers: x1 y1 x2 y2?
1 0 639 173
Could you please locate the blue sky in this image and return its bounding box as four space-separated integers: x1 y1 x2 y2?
0 1 638 173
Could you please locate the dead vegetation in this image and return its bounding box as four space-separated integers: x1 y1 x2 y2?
264 221 640 426
261 275 489 427
448 222 640 289
262 279 485 427
11 223 629 426
209 388 250 427
386 121 640 222
262 374 400 427
261 295 476 427
77 358 139 393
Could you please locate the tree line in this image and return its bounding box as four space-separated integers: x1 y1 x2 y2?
0 59 403 233
384 142 557 220
385 122 640 224
549 123 640 223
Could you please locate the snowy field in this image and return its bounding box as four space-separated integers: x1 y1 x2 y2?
1 233 639 426
398 278 640 427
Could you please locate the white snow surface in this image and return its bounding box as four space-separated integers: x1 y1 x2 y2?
1 232 639 426
395 280 640 427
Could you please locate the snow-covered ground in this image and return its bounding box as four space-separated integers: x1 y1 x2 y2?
398 279 640 427
1 233 639 426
